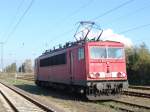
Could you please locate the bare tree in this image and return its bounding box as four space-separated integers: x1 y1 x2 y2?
24 59 33 73
18 59 33 73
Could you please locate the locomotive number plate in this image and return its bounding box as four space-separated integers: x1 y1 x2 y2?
105 73 112 78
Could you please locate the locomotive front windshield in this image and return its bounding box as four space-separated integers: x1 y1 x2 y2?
90 46 124 59
107 48 123 59
90 47 107 59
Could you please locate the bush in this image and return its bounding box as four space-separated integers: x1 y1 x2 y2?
126 43 150 85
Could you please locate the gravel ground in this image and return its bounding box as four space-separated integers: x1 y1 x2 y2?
0 99 8 112
0 78 118 112
102 101 149 112
34 95 117 112
0 83 45 112
116 95 150 108
1 76 150 112
0 92 13 112
14 83 117 112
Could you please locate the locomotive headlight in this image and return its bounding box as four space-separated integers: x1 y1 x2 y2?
89 73 96 78
122 72 126 77
89 72 101 78
95 72 100 78
117 72 126 77
117 72 121 77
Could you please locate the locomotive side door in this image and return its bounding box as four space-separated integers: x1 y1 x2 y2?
70 51 74 83
69 47 85 84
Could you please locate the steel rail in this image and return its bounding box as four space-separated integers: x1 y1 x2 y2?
122 90 150 98
112 100 150 110
129 86 150 90
0 82 63 112
0 90 19 112
108 104 135 112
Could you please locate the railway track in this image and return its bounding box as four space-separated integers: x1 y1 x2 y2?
129 85 150 90
100 89 150 112
102 99 150 112
17 77 34 81
99 97 150 112
104 104 135 112
0 82 63 112
101 95 150 112
122 90 150 98
0 90 16 112
7 76 150 112
112 99 150 110
16 75 150 99
16 74 34 81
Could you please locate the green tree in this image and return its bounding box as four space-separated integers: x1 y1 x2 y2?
126 43 150 85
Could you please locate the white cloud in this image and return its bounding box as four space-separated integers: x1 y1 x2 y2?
101 29 133 47
75 28 133 48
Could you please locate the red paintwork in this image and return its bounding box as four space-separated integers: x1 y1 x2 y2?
85 41 127 81
35 41 127 85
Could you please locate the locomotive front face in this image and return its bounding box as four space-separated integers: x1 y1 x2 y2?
85 42 128 100
87 45 127 80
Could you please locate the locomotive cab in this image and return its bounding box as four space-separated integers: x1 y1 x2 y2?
84 41 128 100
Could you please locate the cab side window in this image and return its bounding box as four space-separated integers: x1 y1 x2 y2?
78 48 84 60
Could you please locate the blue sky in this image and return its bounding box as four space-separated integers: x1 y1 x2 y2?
0 0 150 68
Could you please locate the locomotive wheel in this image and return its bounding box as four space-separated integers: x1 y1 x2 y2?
35 80 41 87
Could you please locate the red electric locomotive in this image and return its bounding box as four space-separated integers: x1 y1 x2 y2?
34 22 128 100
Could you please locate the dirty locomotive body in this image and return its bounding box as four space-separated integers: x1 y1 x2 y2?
35 40 128 100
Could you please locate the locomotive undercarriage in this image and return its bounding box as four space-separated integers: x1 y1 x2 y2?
35 80 128 100
86 81 128 100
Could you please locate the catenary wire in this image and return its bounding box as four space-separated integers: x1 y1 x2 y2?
102 23 150 38
90 0 135 21
51 0 94 39
118 23 150 34
4 0 35 44
59 0 94 24
51 0 135 42
104 4 150 26
0 0 25 41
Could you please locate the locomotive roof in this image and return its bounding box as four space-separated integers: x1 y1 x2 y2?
40 40 124 57
87 40 124 46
